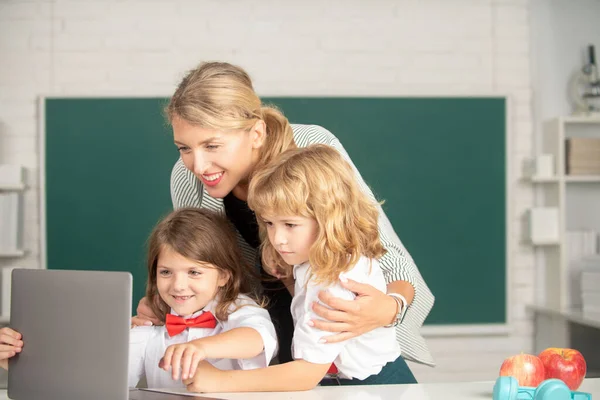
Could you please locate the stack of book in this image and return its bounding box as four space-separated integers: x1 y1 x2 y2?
567 230 599 264
565 138 600 175
568 230 598 309
579 256 600 322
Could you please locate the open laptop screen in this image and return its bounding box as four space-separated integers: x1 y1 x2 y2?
8 269 132 400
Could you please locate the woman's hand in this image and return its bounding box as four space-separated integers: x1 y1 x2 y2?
160 342 207 381
131 296 163 327
183 361 225 393
0 327 23 370
310 278 398 343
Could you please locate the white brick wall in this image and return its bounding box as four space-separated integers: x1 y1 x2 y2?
0 0 536 384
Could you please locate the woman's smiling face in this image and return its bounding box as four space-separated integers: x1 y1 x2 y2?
172 116 265 199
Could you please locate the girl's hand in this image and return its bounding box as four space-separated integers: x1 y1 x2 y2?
160 343 207 381
183 361 224 393
0 327 23 369
131 296 163 327
310 278 398 343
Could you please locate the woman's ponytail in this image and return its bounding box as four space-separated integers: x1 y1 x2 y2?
254 105 296 174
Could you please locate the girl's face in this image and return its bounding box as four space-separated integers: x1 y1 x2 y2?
172 116 266 200
156 245 229 317
262 213 319 266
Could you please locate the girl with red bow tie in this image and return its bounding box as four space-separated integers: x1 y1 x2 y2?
128 208 277 389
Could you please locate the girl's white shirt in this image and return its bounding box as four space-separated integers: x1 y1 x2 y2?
291 256 401 380
128 294 277 389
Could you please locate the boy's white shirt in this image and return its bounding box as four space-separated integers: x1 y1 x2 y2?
291 256 401 380
128 294 277 389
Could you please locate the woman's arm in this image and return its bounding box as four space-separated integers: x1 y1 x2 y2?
185 359 330 392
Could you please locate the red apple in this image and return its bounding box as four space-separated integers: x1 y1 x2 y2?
499 353 545 387
538 348 587 390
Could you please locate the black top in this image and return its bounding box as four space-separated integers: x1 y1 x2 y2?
223 192 261 249
223 192 294 363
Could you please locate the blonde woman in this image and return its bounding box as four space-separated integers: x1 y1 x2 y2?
133 61 435 382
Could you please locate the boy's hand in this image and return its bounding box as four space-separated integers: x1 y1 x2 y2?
131 296 163 327
160 342 207 381
0 327 23 369
183 361 224 393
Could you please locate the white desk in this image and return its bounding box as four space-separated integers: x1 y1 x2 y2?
1 379 600 399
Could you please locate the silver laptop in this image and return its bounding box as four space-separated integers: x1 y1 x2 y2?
8 269 133 400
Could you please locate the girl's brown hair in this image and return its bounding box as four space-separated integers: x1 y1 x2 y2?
248 144 386 286
165 61 296 174
145 208 260 322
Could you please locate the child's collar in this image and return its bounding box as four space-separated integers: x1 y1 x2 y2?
292 261 310 279
169 298 218 320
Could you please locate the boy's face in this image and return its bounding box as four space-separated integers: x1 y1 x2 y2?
172 116 265 200
156 245 229 317
261 213 319 266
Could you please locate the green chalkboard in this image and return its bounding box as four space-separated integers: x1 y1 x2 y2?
44 97 506 325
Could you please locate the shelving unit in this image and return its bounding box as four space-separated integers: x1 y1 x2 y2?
527 117 600 311
0 181 25 259
0 167 26 324
527 117 600 378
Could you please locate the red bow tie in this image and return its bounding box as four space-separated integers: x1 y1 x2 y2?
165 311 217 337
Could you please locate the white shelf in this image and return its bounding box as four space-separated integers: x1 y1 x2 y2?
565 175 600 183
533 117 600 312
529 239 561 246
530 176 559 183
529 176 600 183
559 115 600 124
0 183 25 191
0 250 25 258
